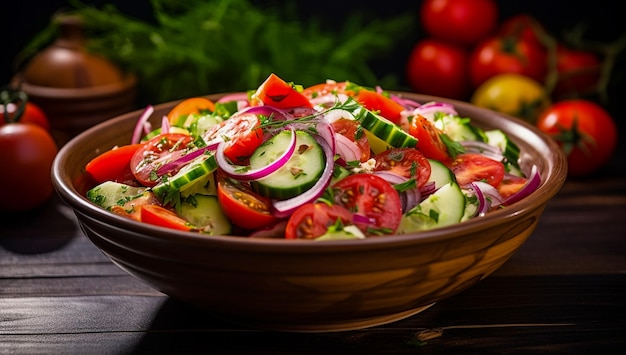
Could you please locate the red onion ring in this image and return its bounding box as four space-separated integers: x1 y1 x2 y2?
270 134 335 218
504 165 541 205
131 105 154 144
216 127 297 181
334 133 361 163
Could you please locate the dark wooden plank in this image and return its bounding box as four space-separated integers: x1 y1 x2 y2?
1 275 624 354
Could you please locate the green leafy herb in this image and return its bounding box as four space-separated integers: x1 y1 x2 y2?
19 0 414 104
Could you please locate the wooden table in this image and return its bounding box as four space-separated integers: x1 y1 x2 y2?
2 146 625 354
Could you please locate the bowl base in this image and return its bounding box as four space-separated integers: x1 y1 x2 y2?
221 303 436 333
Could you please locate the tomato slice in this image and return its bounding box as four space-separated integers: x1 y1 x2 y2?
85 143 143 184
251 73 312 109
373 148 431 188
285 202 353 240
217 178 277 230
449 153 505 187
110 192 160 221
301 81 353 99
203 113 264 164
130 133 194 187
356 89 405 125
497 175 527 199
332 173 403 236
331 118 371 162
140 204 193 231
167 97 215 126
409 114 451 163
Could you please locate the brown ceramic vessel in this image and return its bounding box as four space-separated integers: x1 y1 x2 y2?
51 92 568 332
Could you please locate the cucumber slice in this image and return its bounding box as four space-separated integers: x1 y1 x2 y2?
87 181 148 210
152 152 218 202
179 194 231 235
435 114 486 142
485 129 521 173
397 181 466 233
250 130 325 200
427 158 456 189
352 106 418 151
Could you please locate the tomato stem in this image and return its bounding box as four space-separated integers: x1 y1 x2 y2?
0 86 29 124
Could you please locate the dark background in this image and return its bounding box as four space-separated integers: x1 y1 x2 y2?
3 0 624 126
3 0 624 86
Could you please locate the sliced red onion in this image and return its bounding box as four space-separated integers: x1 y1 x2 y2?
217 92 249 103
353 213 376 226
468 182 490 217
239 105 291 122
156 145 213 176
414 101 458 119
504 165 541 205
216 128 297 181
372 171 421 213
161 115 170 134
334 133 361 163
322 108 356 123
270 134 335 218
461 140 504 162
471 181 505 209
419 181 436 200
391 95 421 110
131 105 154 144
314 120 336 157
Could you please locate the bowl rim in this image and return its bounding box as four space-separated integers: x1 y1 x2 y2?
51 92 568 252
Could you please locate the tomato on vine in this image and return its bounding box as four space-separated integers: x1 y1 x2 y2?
1 86 50 130
536 100 617 177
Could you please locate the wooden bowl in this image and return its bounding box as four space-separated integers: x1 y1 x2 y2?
51 93 567 332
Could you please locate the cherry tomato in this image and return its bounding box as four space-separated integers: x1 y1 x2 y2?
408 115 451 163
355 89 405 125
406 39 470 100
373 148 432 188
140 204 193 231
420 0 498 47
552 45 602 99
497 14 545 48
449 153 505 187
251 73 312 109
469 35 547 89
130 133 195 187
1 87 50 130
0 123 58 211
497 175 528 199
332 173 403 236
285 202 353 240
167 97 215 126
110 192 160 221
471 73 551 124
85 143 143 184
217 178 277 230
536 100 617 177
331 118 371 162
203 113 264 164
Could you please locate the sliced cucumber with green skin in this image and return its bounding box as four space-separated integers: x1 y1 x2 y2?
351 106 418 151
434 114 486 142
250 130 325 200
87 181 148 210
152 152 218 202
485 129 521 173
427 158 456 189
179 194 232 235
397 181 466 233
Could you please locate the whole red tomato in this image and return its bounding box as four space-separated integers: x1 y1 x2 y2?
0 123 59 211
1 87 50 130
420 0 498 47
536 100 617 177
497 14 545 48
552 45 602 99
469 34 548 88
406 39 470 99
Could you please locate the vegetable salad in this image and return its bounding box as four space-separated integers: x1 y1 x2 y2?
85 73 540 240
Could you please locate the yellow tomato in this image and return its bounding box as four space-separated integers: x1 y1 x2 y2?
471 74 550 124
